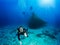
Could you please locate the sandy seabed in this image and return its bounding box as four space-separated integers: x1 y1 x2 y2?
0 25 60 45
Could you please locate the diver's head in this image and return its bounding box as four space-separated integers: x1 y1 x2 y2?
20 27 23 32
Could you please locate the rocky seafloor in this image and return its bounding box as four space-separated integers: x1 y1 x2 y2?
0 25 60 45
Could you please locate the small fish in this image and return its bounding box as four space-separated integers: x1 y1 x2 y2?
30 6 33 10
28 32 34 34
13 39 16 42
22 12 25 15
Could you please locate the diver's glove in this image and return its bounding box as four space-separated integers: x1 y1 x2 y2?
24 33 28 37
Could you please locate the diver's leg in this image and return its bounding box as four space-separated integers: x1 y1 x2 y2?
18 33 20 40
18 34 22 45
20 41 22 45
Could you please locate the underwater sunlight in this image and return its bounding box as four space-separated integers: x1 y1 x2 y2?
38 0 55 8
0 0 60 45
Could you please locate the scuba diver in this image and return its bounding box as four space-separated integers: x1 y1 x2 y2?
17 26 28 45
17 26 28 40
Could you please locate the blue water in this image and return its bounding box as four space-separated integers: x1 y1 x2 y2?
0 0 60 45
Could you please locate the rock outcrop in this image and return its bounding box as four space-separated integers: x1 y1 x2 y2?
28 12 46 29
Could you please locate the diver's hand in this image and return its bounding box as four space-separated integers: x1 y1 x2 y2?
24 33 27 37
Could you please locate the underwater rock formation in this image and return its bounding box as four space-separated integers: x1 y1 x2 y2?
53 29 60 35
28 12 46 29
36 32 56 39
43 33 56 39
36 33 43 37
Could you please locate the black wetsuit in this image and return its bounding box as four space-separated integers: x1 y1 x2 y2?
17 28 28 40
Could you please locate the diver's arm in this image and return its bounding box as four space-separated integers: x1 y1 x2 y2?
17 28 21 33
